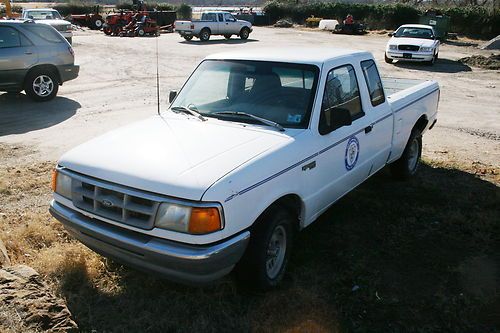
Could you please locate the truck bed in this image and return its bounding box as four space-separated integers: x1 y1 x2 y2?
382 77 427 96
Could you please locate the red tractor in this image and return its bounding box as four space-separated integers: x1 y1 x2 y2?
119 13 159 37
103 11 135 36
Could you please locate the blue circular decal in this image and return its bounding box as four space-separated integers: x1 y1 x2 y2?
345 136 360 171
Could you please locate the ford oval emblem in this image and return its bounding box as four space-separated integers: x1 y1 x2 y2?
101 199 114 208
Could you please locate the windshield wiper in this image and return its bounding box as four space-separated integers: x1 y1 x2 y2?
171 106 207 122
213 111 285 132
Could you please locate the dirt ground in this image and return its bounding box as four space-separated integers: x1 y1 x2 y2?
0 27 499 332
0 27 499 167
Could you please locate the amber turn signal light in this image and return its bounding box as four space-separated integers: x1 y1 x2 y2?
51 169 58 192
188 207 222 234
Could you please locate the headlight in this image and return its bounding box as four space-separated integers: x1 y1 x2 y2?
420 46 434 52
155 202 222 234
51 169 72 199
388 44 397 50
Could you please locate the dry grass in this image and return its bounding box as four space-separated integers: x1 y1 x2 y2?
0 144 498 332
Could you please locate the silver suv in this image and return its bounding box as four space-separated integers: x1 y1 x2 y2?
0 20 79 102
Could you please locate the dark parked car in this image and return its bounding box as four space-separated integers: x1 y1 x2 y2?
0 20 79 102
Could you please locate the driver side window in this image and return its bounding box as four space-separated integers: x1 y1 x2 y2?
319 65 363 135
223 13 235 22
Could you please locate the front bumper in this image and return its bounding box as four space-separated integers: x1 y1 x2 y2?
57 64 79 83
49 200 250 284
386 50 434 62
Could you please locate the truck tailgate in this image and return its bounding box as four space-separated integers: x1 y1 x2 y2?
174 20 192 31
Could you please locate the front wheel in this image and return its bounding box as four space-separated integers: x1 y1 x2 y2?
385 52 394 64
24 70 59 102
390 129 422 180
236 206 294 289
239 27 250 40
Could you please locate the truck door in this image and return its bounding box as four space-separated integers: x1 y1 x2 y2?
303 63 374 220
0 26 37 89
221 13 237 34
359 59 393 173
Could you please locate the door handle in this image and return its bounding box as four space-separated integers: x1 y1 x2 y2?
302 161 316 171
365 125 373 134
25 51 33 55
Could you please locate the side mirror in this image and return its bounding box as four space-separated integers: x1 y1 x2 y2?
319 107 352 135
388 32 393 37
332 107 352 130
169 90 177 103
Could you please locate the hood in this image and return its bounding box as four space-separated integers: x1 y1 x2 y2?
389 37 434 47
59 114 295 201
38 19 71 26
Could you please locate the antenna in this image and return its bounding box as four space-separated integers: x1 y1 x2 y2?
155 10 160 116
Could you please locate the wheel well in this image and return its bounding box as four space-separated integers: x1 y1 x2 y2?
201 27 211 34
413 115 428 133
24 65 61 85
261 194 302 231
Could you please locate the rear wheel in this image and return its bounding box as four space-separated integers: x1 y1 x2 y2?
183 35 193 41
385 52 394 64
24 70 59 102
239 27 250 40
137 28 145 37
91 17 103 30
199 28 210 42
390 129 422 180
236 206 294 289
103 26 112 35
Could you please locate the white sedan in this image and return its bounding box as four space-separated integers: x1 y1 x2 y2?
385 24 440 65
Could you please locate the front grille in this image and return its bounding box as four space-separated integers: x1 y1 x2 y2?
398 45 420 51
55 25 69 32
70 174 160 230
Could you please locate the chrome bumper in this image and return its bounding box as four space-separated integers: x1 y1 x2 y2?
49 200 250 285
386 51 434 61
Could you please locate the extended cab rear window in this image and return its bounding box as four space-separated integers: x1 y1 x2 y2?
361 60 385 107
23 24 64 43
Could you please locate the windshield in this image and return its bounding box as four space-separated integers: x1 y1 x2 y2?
394 27 434 39
171 60 319 129
25 10 62 20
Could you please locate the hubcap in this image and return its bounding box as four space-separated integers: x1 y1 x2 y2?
95 20 103 27
407 138 420 172
32 75 54 97
266 225 287 279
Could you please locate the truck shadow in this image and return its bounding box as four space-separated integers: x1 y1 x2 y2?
394 58 472 73
55 162 499 331
0 93 80 136
179 38 259 45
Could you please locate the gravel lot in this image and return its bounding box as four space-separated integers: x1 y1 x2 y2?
1 26 499 166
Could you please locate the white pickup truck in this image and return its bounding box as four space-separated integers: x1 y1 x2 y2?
50 48 439 289
174 11 252 41
21 8 73 44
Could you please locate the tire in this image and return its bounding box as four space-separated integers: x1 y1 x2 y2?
137 29 145 37
236 206 295 289
199 28 210 42
240 27 250 40
24 70 59 102
390 129 422 180
91 18 104 30
183 35 193 41
426 52 437 66
224 34 232 39
385 52 393 64
103 27 112 35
